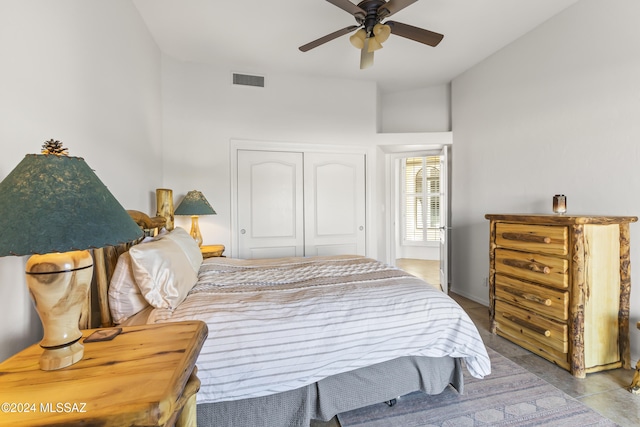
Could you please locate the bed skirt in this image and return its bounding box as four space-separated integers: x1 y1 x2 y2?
196 355 462 427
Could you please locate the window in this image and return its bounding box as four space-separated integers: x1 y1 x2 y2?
402 156 440 243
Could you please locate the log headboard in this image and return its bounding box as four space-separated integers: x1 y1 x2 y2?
86 210 166 328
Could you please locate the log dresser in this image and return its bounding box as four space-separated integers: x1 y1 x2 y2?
486 214 637 378
0 320 207 426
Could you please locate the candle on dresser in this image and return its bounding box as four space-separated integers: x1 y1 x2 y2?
553 194 567 214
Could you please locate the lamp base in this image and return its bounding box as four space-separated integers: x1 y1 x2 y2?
190 215 203 247
40 341 84 371
26 250 93 371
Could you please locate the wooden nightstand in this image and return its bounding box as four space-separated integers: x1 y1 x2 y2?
0 321 208 427
201 244 225 258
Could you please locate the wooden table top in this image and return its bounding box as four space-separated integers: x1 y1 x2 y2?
200 244 225 258
485 213 638 225
0 320 208 427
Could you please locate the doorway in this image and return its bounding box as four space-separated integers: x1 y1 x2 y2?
396 153 443 289
384 143 451 293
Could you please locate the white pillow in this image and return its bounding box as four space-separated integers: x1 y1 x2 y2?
108 252 150 324
162 227 203 273
129 237 198 309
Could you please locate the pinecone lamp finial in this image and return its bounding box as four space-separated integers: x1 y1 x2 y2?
42 139 69 156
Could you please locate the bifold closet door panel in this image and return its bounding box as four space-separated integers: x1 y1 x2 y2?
237 150 304 259
303 152 366 257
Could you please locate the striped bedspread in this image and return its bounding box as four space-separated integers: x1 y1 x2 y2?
147 255 491 404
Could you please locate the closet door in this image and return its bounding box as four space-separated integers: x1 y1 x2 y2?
237 150 304 259
304 152 366 256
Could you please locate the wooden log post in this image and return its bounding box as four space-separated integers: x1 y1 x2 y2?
156 188 174 231
619 222 632 369
488 219 497 334
569 224 586 378
92 247 108 328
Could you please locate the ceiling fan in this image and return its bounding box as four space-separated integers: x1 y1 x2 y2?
299 0 444 69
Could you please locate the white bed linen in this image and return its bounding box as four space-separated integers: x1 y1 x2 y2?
146 255 491 404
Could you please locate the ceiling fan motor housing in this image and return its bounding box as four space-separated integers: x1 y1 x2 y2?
356 0 389 35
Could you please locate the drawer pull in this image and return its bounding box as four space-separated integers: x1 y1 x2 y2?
502 313 551 337
502 258 551 274
501 287 552 306
502 232 551 244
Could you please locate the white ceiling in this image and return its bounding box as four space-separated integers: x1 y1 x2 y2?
132 0 578 93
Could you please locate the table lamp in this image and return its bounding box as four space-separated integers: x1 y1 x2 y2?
174 190 216 247
0 140 143 370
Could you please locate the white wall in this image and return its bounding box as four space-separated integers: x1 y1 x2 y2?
451 0 640 362
160 57 382 255
396 245 440 260
380 84 451 133
0 0 162 361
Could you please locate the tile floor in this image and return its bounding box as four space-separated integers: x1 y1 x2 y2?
313 260 640 426
451 291 640 427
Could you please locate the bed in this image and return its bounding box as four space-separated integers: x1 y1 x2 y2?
91 217 490 427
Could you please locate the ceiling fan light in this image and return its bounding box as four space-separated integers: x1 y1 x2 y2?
349 28 366 49
367 36 383 52
349 34 364 49
373 23 391 43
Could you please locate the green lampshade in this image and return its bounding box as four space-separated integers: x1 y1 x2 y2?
0 148 143 256
174 190 216 216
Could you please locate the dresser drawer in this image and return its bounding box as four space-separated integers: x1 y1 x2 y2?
495 300 568 358
495 273 568 321
495 248 569 289
496 223 568 256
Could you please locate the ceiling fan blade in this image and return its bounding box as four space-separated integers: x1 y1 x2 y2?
386 20 443 47
299 25 360 52
360 38 374 69
378 0 419 18
326 0 366 19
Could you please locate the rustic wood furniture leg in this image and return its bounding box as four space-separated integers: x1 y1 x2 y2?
629 321 640 394
175 370 201 427
630 359 640 395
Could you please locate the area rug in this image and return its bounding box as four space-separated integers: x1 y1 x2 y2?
337 347 618 426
